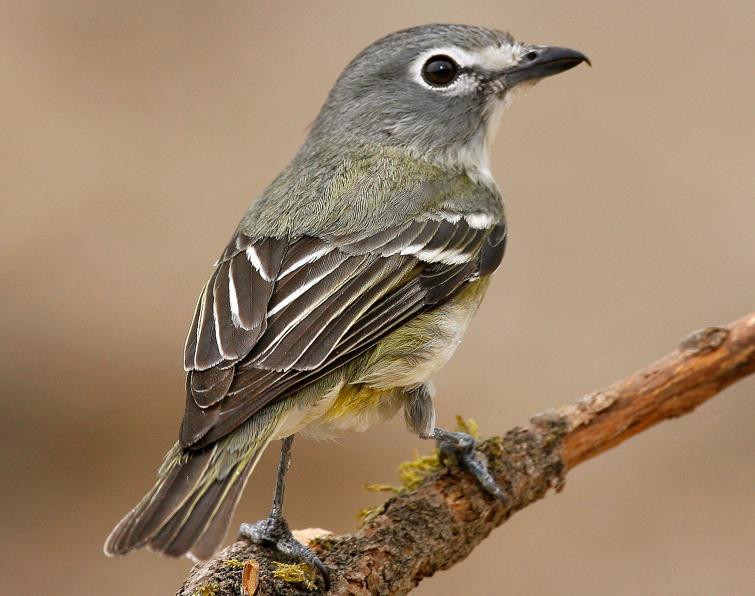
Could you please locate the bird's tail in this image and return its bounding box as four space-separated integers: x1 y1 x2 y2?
104 431 272 561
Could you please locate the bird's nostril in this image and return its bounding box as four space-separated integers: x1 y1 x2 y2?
523 50 539 62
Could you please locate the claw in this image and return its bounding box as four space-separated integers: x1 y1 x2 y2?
240 516 331 591
434 429 508 503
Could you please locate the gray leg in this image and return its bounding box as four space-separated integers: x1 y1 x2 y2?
405 385 508 503
239 436 330 589
270 433 292 518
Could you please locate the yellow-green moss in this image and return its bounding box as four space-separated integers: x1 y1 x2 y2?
364 482 402 493
355 414 486 527
454 415 479 438
486 435 504 458
271 562 317 591
192 582 219 596
397 449 441 489
356 503 386 526
393 416 480 490
310 533 337 550
223 558 245 570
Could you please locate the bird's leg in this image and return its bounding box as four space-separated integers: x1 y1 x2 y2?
405 385 508 503
239 435 330 589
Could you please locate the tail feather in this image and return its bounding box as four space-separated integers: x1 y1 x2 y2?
148 468 229 556
150 461 248 558
189 467 251 560
104 438 268 560
105 446 214 554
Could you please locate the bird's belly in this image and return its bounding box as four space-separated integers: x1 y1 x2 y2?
272 378 405 439
278 278 491 439
352 277 491 390
304 384 405 438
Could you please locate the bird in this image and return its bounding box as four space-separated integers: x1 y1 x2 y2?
104 23 588 587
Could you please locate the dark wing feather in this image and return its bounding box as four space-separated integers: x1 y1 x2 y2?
185 236 285 371
480 223 507 274
189 261 474 449
288 257 415 370
180 215 505 449
248 255 372 367
193 275 223 370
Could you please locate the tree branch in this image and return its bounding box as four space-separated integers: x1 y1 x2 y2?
178 312 755 596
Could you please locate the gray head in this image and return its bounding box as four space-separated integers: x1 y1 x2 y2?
306 24 588 176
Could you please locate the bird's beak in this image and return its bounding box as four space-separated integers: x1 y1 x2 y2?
500 46 590 87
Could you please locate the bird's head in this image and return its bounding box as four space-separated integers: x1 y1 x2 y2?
307 24 588 180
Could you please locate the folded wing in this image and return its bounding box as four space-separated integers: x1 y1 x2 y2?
181 215 506 449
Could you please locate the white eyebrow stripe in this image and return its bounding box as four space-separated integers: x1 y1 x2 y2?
408 43 524 97
472 43 524 71
409 43 524 80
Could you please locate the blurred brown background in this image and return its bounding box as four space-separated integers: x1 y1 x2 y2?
1 1 753 595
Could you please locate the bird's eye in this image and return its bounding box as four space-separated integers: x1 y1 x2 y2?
421 55 459 87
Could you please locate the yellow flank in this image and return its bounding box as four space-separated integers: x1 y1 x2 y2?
317 277 492 430
322 383 387 421
354 277 492 390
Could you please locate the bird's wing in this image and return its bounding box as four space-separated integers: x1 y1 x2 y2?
181 216 506 448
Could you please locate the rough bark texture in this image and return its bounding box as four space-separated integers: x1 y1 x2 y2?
179 312 755 596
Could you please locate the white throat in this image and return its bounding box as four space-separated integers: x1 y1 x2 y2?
449 80 536 187
456 96 507 186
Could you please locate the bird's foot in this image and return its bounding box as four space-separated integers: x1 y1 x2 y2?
433 428 508 502
239 515 330 590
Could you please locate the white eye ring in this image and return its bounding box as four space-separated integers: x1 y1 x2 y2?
421 55 460 87
409 47 477 95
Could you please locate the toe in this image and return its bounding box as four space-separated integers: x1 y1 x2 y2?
456 432 475 450
310 556 331 591
439 437 509 503
466 456 509 503
277 537 331 590
239 518 331 590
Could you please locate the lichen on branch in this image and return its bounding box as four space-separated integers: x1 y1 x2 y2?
178 313 755 596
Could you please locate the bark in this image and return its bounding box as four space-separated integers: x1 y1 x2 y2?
179 312 755 596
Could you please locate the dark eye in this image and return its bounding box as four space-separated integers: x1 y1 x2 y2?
421 55 459 87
